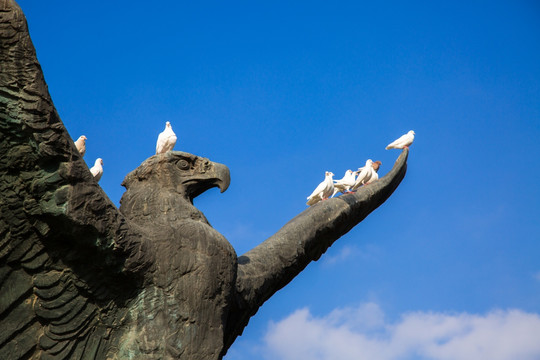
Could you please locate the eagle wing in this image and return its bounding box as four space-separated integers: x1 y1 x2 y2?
0 2 150 358
227 149 408 350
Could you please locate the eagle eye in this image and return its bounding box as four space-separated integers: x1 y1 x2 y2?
177 159 190 170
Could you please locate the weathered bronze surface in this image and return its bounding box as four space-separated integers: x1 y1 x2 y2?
0 1 408 359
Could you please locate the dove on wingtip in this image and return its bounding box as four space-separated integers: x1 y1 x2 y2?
386 130 415 150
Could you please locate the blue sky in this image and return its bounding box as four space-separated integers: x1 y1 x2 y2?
17 1 540 358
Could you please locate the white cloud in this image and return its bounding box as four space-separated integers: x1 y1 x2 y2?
262 303 540 360
322 245 355 266
321 244 382 266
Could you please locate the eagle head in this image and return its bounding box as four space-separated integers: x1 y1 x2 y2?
121 151 230 201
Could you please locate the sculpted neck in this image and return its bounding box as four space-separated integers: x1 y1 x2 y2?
119 181 210 227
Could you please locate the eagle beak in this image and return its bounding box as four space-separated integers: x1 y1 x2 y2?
185 160 231 200
213 162 230 193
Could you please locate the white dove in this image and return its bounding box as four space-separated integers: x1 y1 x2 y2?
74 135 87 157
351 159 373 191
386 130 415 150
365 167 379 184
156 121 177 154
306 171 334 206
363 160 381 185
90 158 104 182
332 170 356 197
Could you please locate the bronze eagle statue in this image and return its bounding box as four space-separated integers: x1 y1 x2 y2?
0 1 408 359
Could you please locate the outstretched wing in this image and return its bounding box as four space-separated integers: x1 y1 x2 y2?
225 149 408 350
0 1 150 358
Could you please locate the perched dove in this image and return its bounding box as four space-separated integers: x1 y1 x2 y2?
351 159 373 190
306 171 334 206
386 130 415 150
332 169 356 197
363 160 382 185
366 169 379 184
74 135 87 157
156 121 177 154
90 158 104 182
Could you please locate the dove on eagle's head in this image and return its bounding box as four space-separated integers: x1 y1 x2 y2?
385 130 415 150
90 158 104 182
332 169 356 197
306 171 334 206
156 121 178 154
75 135 87 157
352 159 373 191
